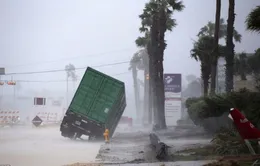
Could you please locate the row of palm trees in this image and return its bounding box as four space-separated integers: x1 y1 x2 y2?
129 1 259 129
191 2 260 96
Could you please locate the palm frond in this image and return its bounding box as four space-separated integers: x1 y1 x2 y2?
245 6 260 33
135 36 148 47
233 29 242 43
167 0 184 12
166 18 176 31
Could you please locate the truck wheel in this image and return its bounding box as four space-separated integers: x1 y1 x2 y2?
76 133 82 139
70 133 77 140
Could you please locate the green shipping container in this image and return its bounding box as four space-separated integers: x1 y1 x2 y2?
66 67 126 137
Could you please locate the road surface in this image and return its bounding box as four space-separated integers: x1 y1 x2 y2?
0 125 102 166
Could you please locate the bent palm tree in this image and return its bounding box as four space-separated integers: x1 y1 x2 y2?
245 6 260 33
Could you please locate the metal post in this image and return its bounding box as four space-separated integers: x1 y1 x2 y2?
66 76 68 108
216 60 219 94
14 83 16 105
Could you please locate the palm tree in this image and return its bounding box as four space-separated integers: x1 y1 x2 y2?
245 6 260 33
191 36 226 96
198 18 241 42
65 64 77 107
197 17 242 93
136 0 184 128
225 0 235 92
191 36 213 96
210 0 221 95
247 48 260 74
128 52 143 123
234 52 248 80
136 0 184 129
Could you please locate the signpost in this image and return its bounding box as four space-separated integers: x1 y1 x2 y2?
164 73 182 126
32 116 43 127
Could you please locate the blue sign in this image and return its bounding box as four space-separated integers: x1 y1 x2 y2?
164 74 182 93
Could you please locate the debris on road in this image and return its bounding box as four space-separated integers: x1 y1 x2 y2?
149 133 168 160
95 127 212 164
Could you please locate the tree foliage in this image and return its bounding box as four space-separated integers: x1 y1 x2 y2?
191 18 242 95
233 48 260 82
245 6 260 33
190 35 226 96
198 18 242 42
135 0 184 47
65 64 77 81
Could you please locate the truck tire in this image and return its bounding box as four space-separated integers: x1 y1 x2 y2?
76 133 82 138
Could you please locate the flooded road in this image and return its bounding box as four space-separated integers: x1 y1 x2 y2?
0 126 101 166
98 127 212 165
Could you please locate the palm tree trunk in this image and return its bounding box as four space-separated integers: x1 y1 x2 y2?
201 65 209 96
147 42 154 124
132 66 141 123
144 69 151 124
150 13 160 126
225 0 235 92
157 8 167 129
210 0 221 95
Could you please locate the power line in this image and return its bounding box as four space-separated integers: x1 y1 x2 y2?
4 47 135 68
4 61 130 76
0 71 131 83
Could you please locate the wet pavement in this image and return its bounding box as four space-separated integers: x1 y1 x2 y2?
105 161 213 166
0 125 101 166
95 126 212 165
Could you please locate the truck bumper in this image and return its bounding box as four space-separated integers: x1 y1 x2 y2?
60 112 104 139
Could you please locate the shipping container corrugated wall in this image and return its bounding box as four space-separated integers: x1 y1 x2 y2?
68 67 126 130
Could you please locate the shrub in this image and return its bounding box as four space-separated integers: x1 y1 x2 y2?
186 89 260 130
211 127 258 156
186 89 260 155
211 127 247 155
187 99 207 125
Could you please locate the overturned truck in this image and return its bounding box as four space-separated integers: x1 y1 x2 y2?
60 67 126 140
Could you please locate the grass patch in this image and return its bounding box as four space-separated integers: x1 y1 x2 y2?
172 145 254 165
170 145 217 161
177 144 215 156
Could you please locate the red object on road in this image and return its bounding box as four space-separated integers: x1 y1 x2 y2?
119 116 133 127
229 108 260 140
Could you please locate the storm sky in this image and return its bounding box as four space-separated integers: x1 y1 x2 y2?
0 0 259 116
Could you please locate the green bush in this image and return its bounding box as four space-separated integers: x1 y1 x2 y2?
187 99 207 125
186 89 260 155
186 88 260 131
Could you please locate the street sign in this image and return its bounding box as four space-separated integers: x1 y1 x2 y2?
0 68 5 75
164 73 182 126
32 116 43 127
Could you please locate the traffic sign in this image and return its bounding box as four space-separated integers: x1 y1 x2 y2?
0 68 5 75
32 116 43 127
